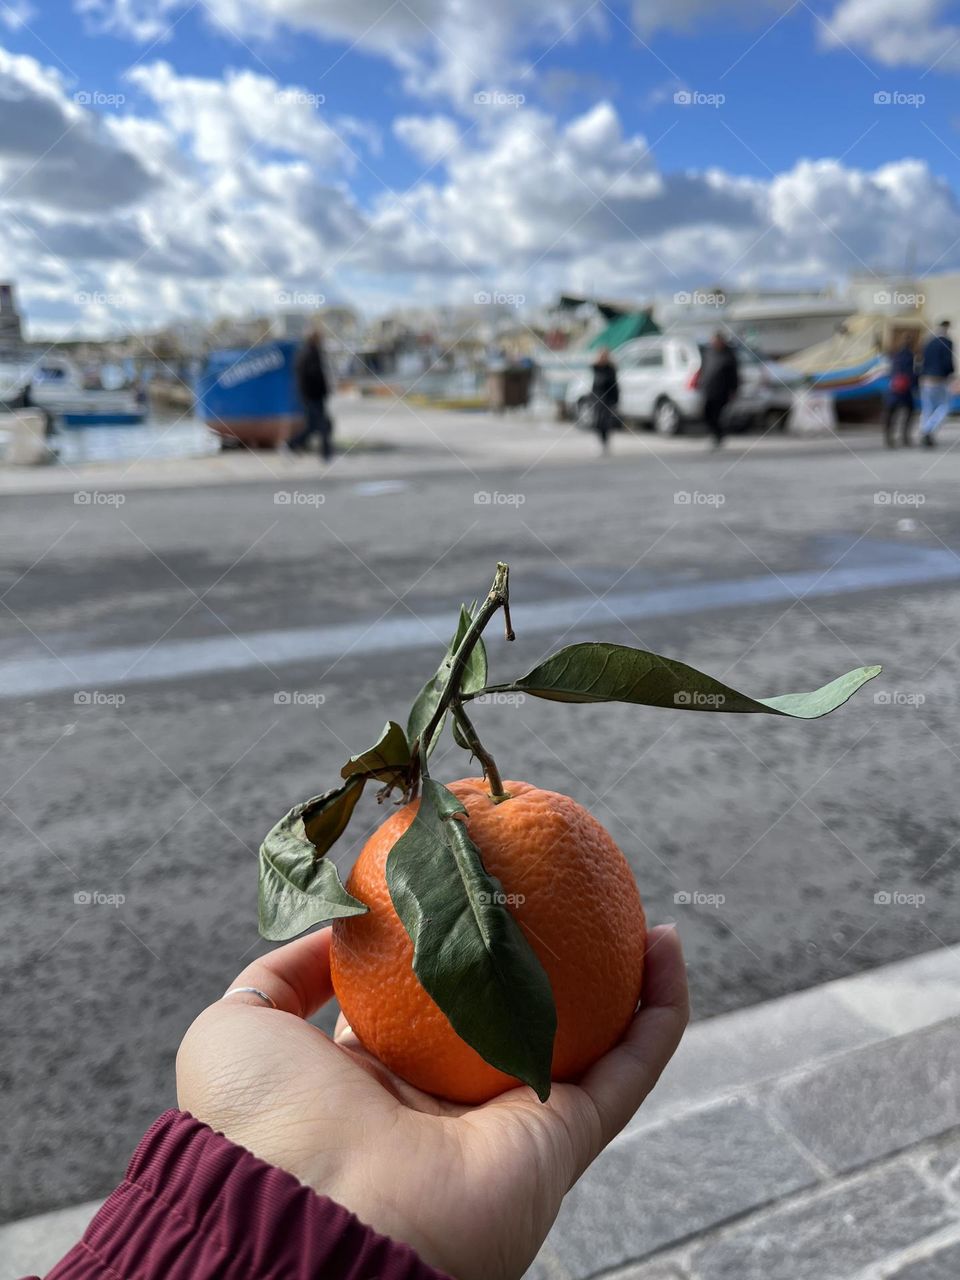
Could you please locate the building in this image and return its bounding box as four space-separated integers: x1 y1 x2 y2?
0 282 24 359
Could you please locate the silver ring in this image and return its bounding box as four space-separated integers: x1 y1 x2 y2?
222 986 277 1009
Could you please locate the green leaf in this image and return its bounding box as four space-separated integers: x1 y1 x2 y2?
258 778 369 941
498 643 881 720
407 604 489 755
341 720 411 788
385 778 556 1100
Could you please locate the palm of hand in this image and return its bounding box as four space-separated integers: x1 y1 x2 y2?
177 926 687 1280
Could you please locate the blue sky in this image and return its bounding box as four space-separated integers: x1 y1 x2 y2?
3 0 960 333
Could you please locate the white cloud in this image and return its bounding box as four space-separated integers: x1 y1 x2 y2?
6 40 960 338
0 0 36 31
0 47 156 211
126 61 350 167
629 0 792 35
78 0 601 103
393 115 461 166
824 0 960 71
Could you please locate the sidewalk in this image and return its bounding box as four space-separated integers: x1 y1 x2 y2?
0 399 921 497
3 947 958 1280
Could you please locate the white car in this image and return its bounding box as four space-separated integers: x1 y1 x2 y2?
565 336 795 435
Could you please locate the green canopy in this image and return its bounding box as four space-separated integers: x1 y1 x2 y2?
588 310 660 350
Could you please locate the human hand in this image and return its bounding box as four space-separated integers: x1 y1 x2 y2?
176 924 688 1280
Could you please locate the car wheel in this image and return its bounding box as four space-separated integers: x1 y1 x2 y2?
762 406 790 433
653 397 682 435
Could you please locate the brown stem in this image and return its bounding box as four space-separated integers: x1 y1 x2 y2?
451 702 509 801
418 562 511 768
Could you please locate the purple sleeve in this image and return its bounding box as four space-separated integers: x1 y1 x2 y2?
28 1110 450 1280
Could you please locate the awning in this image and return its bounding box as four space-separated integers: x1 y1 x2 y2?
588 310 660 350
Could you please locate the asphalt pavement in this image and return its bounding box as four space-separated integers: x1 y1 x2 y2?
4 403 960 1220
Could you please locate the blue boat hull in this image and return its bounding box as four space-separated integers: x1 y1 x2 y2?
196 342 304 445
60 411 147 427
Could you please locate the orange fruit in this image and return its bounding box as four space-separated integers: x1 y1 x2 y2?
330 778 647 1103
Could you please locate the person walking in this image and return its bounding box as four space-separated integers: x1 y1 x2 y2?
700 332 739 448
290 329 333 460
590 347 620 453
883 337 918 448
919 319 954 448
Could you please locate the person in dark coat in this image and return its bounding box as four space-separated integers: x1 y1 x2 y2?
290 329 333 460
884 338 918 448
919 319 955 447
590 347 620 452
700 332 740 448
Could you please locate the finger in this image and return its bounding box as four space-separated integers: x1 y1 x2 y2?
333 1010 360 1047
222 927 335 1018
576 924 689 1151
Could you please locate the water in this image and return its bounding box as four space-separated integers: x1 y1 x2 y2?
53 413 219 465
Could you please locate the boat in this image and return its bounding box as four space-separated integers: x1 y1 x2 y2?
783 313 937 421
196 341 303 447
27 355 146 427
